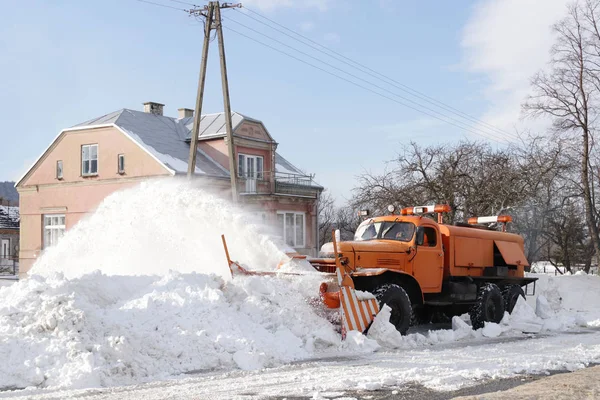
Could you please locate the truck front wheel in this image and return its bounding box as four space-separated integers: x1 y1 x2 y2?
374 284 412 335
469 283 505 329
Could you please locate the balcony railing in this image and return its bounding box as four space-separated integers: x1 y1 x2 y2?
238 171 320 198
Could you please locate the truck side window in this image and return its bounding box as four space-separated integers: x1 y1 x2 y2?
418 227 437 247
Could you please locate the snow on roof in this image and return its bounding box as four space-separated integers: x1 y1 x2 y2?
0 206 19 230
183 112 245 140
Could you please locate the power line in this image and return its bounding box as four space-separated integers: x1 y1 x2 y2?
133 0 188 11
168 0 199 6
129 0 515 143
223 25 509 144
222 18 512 144
237 6 517 141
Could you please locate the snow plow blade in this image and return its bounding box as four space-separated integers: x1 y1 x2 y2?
221 232 379 340
327 231 379 338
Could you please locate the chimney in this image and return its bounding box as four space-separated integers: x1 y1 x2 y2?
178 108 194 119
143 101 164 116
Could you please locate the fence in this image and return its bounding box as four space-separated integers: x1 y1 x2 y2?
0 255 18 276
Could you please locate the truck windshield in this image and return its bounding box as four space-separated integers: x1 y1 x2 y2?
381 222 415 242
354 222 383 241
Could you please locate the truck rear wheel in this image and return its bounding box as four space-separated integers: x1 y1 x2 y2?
503 284 525 313
469 283 505 330
374 284 412 335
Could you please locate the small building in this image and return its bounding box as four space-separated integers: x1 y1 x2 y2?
16 103 323 275
0 204 19 277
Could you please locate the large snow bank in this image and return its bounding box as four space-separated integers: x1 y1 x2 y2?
0 180 339 390
3 179 600 393
0 271 338 389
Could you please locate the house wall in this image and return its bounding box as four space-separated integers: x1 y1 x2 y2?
199 140 229 171
242 196 318 256
17 126 172 275
24 126 170 185
200 121 274 173
200 124 319 256
236 121 271 141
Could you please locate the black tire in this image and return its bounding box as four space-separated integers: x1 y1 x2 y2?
469 283 505 330
374 284 412 335
502 284 525 314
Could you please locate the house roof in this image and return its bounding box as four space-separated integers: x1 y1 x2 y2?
17 108 321 189
0 206 19 230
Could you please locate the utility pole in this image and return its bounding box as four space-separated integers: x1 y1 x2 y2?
187 2 214 177
187 1 242 203
214 4 238 202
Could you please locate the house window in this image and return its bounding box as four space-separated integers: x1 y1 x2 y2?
118 154 125 174
43 214 66 249
82 144 98 176
56 160 63 180
1 239 9 260
277 211 305 248
238 154 264 179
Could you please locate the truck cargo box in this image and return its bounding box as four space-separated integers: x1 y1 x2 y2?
438 224 529 279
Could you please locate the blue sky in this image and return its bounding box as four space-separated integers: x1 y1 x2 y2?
0 0 570 203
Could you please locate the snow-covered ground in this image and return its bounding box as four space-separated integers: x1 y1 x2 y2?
1 179 600 399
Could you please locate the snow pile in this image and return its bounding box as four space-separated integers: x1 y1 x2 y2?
30 179 289 279
0 270 339 389
0 179 340 390
528 273 600 329
4 177 600 394
368 273 600 349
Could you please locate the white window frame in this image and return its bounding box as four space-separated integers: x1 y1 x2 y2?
277 211 305 248
56 160 63 180
81 144 98 176
238 153 264 179
118 154 125 174
43 214 66 249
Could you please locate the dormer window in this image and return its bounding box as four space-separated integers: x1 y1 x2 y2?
238 154 264 179
82 144 98 176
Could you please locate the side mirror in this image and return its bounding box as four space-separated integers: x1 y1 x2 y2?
416 227 424 246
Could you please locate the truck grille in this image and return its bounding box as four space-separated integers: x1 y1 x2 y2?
377 258 401 266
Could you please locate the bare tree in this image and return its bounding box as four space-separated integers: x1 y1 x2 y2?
352 141 525 224
523 0 600 265
317 190 336 248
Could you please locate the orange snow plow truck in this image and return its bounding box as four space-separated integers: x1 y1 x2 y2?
310 204 536 335
223 204 536 338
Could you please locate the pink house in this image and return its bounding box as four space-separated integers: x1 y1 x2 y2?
16 102 323 275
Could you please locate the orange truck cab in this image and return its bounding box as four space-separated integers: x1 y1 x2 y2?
311 205 537 334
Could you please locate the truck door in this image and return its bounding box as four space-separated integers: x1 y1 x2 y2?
412 226 444 292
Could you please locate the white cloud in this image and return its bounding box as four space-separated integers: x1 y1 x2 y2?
241 0 332 12
461 0 570 134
